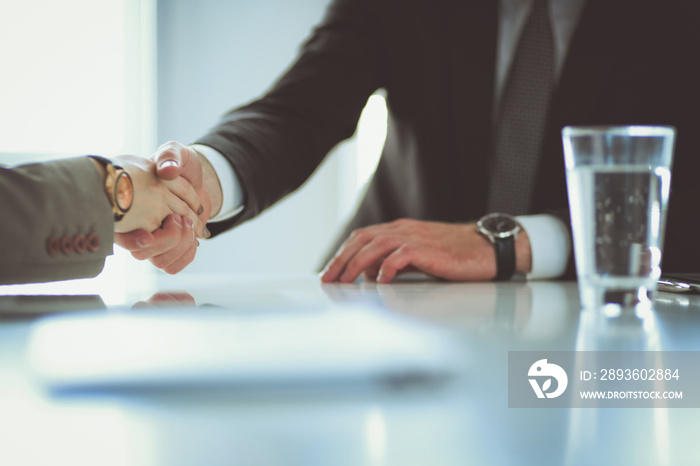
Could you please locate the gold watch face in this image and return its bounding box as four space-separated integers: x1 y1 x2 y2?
115 171 133 212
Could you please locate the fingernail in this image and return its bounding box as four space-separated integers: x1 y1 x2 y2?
158 160 179 170
197 205 204 216
202 227 211 238
173 215 183 226
184 217 193 228
137 237 153 248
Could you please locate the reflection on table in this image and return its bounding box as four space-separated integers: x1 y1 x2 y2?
1 275 699 466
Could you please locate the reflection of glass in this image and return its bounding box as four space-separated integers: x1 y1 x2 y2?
123 391 482 466
565 307 670 466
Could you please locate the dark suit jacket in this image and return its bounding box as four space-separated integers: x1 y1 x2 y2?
196 0 700 274
0 158 114 284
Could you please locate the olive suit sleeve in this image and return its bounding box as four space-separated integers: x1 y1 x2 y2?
0 157 114 285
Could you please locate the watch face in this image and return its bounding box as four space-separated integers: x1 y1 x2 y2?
115 172 133 212
479 213 520 239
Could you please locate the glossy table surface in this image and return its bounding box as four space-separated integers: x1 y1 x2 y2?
1 275 699 466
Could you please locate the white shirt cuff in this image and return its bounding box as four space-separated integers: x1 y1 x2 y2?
516 214 571 280
190 144 244 222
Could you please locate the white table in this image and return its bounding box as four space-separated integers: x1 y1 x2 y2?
1 275 699 466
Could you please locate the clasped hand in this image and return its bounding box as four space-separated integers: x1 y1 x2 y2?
113 142 217 274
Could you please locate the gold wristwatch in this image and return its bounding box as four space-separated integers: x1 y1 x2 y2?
89 156 134 221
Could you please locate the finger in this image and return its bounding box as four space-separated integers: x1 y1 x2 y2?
115 229 156 251
196 188 212 224
337 237 400 283
320 228 378 282
164 177 204 218
363 260 384 281
130 214 184 261
377 245 417 283
151 216 196 272
162 242 198 275
153 142 184 180
165 193 208 239
179 146 204 189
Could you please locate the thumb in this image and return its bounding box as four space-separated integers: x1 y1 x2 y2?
153 141 184 181
178 146 204 190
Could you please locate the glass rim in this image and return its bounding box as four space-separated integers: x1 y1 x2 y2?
562 125 676 138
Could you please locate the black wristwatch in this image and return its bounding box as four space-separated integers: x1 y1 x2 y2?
89 156 134 221
476 213 522 281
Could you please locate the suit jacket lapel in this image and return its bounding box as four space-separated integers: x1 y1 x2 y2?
549 0 642 128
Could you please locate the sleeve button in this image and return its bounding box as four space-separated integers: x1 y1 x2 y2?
46 236 61 256
73 234 87 254
86 233 100 253
60 236 75 255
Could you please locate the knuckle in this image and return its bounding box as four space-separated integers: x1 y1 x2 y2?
131 250 151 261
350 229 369 242
408 220 422 233
151 255 171 270
182 246 197 264
166 250 195 275
400 244 416 256
373 235 393 249
393 218 420 234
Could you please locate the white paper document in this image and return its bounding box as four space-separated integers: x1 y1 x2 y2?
25 304 464 391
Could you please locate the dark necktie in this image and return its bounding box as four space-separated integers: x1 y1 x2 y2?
486 0 555 215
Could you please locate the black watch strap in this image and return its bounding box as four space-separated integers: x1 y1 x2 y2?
494 236 516 281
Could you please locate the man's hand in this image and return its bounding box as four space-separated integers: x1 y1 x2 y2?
109 155 207 235
151 141 223 225
115 141 224 274
116 214 199 274
320 219 532 283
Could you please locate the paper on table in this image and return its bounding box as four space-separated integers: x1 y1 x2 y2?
25 304 465 391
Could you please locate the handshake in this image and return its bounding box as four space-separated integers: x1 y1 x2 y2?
108 142 223 274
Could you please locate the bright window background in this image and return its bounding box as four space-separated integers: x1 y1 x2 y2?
356 94 387 191
0 0 157 304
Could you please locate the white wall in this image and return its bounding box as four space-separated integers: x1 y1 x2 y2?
156 0 358 277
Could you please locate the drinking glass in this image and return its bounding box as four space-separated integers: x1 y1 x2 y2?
561 126 675 314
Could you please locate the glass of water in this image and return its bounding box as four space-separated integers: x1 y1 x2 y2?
562 126 676 314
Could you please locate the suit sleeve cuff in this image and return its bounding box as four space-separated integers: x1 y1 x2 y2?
515 214 571 280
190 144 244 221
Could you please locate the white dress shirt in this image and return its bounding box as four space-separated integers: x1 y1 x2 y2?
192 0 587 279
